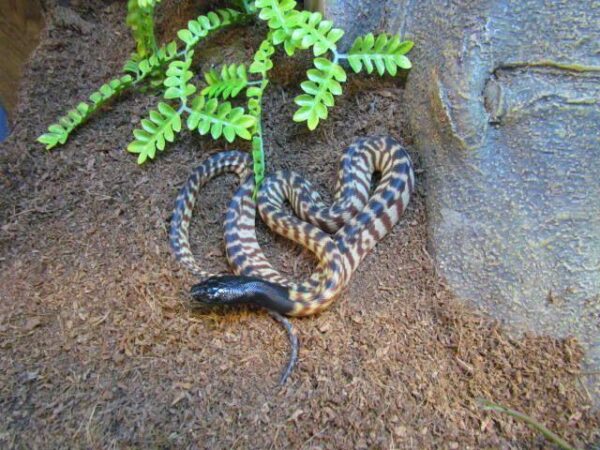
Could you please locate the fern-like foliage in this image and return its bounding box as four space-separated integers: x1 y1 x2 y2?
177 9 242 49
293 58 346 130
255 0 296 30
348 33 413 76
88 76 135 108
38 75 134 149
255 0 303 55
249 39 275 76
163 52 196 102
37 39 180 151
122 40 178 81
127 102 182 164
253 1 413 130
39 5 249 157
37 103 90 150
187 96 256 142
125 8 249 162
290 11 344 56
202 64 248 99
39 0 415 175
126 0 157 59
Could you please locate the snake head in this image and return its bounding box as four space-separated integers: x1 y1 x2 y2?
189 275 242 306
190 275 295 314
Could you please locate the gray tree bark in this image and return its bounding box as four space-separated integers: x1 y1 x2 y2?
317 0 600 404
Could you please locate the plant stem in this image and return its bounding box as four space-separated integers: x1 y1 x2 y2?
178 105 191 115
331 48 348 64
478 399 579 450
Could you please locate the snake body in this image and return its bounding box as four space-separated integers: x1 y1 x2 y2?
169 136 414 381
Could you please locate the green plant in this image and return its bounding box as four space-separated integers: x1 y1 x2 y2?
38 0 413 191
126 0 157 59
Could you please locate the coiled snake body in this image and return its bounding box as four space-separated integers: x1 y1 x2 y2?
169 136 414 382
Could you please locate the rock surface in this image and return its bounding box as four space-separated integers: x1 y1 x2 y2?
319 0 600 402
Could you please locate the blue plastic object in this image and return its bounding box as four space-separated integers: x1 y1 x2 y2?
0 102 8 142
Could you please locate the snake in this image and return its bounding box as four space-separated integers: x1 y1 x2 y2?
169 135 415 383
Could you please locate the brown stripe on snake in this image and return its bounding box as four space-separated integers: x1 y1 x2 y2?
169 136 415 383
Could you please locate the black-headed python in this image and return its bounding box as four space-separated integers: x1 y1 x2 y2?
169 136 415 383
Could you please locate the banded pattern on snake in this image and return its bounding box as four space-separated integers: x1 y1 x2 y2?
169 136 414 382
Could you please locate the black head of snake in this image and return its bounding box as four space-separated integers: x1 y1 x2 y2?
190 275 295 314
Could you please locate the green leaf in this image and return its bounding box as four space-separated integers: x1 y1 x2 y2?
163 53 196 101
290 11 344 56
245 82 267 137
177 29 194 46
177 8 244 49
37 74 134 150
249 39 275 75
126 0 157 58
201 63 248 100
187 96 256 143
245 48 270 137
395 54 412 69
122 40 179 84
293 58 346 130
127 102 182 164
37 106 84 149
347 33 413 76
255 0 297 30
256 0 306 55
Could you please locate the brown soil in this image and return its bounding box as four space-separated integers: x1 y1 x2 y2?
1 1 599 449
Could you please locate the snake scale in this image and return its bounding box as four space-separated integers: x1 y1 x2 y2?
169 136 415 383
